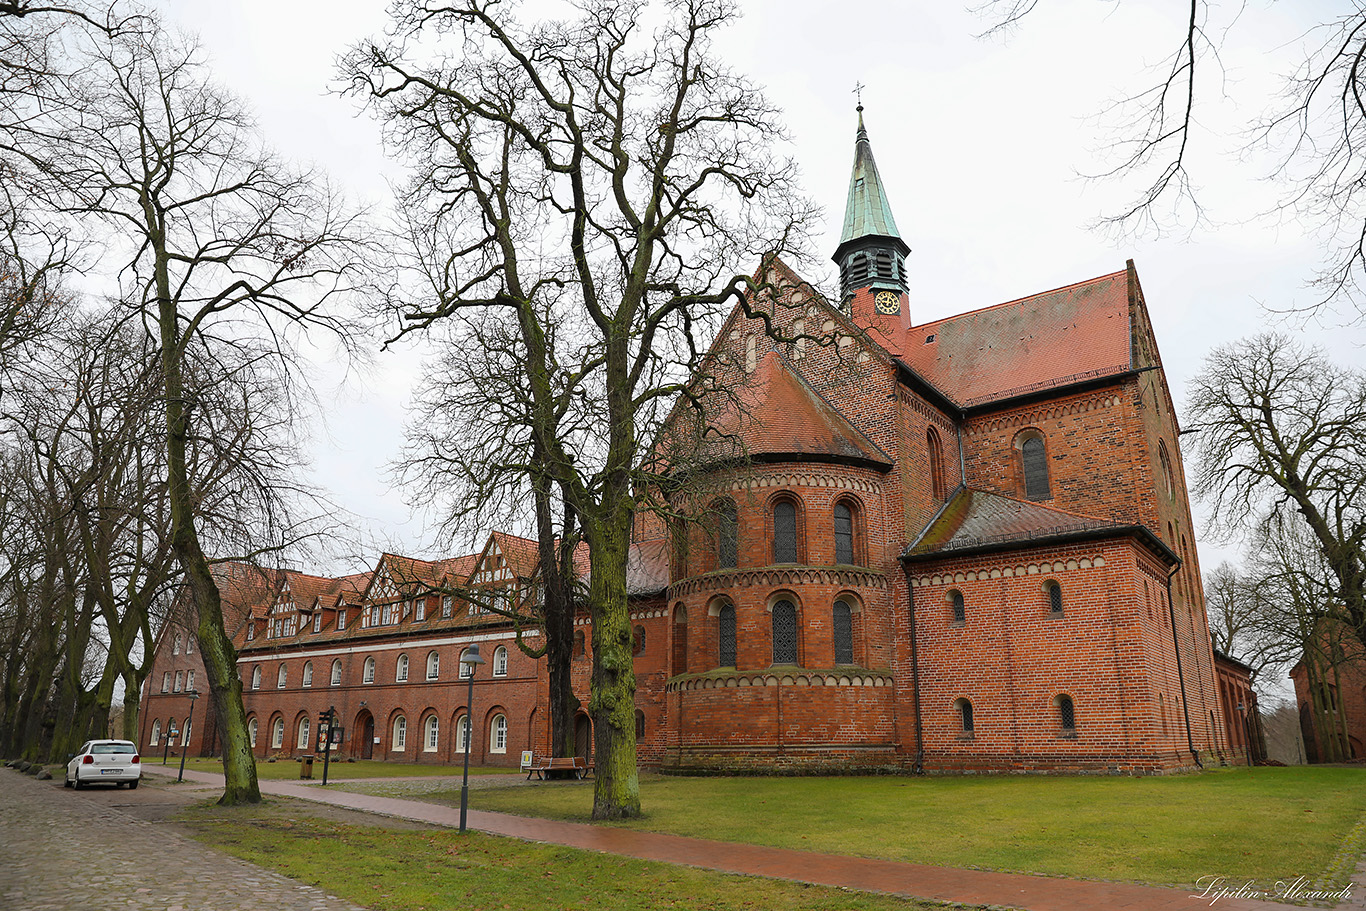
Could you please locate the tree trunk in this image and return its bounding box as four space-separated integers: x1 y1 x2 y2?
585 511 640 819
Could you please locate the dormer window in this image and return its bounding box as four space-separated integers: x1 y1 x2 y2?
313 612 322 633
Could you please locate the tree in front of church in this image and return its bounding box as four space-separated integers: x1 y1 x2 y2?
346 0 813 818
1187 334 1366 670
11 13 369 804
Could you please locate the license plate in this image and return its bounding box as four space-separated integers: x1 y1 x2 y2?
101 768 118 774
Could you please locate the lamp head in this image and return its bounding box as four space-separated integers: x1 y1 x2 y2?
460 643 486 667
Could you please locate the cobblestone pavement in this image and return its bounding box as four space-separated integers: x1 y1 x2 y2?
0 768 366 911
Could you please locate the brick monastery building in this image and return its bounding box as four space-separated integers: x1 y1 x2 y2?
141 111 1249 774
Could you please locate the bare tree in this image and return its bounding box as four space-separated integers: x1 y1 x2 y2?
10 13 369 802
347 0 812 818
976 3 1366 316
1186 333 1366 656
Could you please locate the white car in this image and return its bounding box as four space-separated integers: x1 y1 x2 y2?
65 740 141 789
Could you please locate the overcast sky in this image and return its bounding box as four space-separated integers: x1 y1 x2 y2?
152 0 1364 593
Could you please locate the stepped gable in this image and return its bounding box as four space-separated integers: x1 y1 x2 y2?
905 487 1127 559
902 270 1132 408
697 351 892 469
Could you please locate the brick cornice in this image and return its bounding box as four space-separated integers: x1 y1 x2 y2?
670 565 888 598
666 668 894 693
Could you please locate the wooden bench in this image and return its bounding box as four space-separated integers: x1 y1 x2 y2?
524 755 591 780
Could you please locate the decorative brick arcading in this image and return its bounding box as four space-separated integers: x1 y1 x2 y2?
909 555 1106 587
965 393 1124 436
666 669 894 692
670 566 888 599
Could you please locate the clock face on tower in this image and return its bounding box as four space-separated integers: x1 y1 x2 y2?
874 289 901 315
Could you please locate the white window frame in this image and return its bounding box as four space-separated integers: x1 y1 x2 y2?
248 718 258 747
150 719 161 746
493 646 508 676
161 672 170 693
313 612 322 633
425 715 440 753
297 716 310 750
363 656 375 684
415 598 426 621
277 665 288 688
173 671 183 693
330 659 342 686
172 632 181 655
251 666 262 690
459 649 473 679
396 653 409 682
393 716 407 751
455 715 470 753
441 595 453 618
302 661 312 687
271 718 284 749
490 714 507 753
427 651 440 681
186 635 193 655
186 670 195 691
337 609 347 630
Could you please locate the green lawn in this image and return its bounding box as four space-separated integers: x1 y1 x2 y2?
167 756 513 779
177 800 964 911
449 767 1366 887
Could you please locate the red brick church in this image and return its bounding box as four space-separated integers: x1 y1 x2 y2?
141 111 1242 774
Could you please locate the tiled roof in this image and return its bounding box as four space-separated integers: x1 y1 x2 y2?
901 270 1133 408
490 531 540 579
695 351 892 468
905 487 1128 559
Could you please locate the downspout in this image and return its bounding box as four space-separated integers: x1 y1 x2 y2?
955 422 967 486
902 562 925 775
1166 562 1202 769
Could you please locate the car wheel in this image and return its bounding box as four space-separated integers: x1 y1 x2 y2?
128 780 139 790
73 776 83 790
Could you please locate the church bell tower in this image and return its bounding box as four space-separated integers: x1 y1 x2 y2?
832 106 911 348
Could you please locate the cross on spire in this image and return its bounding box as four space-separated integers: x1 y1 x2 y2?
853 81 865 109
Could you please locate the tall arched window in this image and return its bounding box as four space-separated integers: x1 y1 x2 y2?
955 698 975 734
928 427 946 500
271 717 284 749
834 501 855 565
573 630 586 658
773 499 798 564
950 589 966 624
1020 434 1051 500
396 653 409 682
1045 580 1064 616
427 650 441 680
251 666 262 690
297 716 310 750
393 716 407 751
1057 694 1076 734
150 719 161 747
713 499 738 569
424 715 440 752
633 625 646 656
247 718 257 748
493 646 508 676
363 656 375 683
717 602 736 668
302 661 313 687
454 714 470 753
771 599 798 665
833 599 854 665
1158 440 1176 499
173 632 181 655
459 648 473 678
276 665 287 689
330 659 342 686
490 714 507 753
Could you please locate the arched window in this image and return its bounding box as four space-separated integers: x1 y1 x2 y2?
150 719 161 747
950 590 966 624
493 646 508 676
833 599 854 665
454 714 470 753
1057 694 1076 734
834 501 855 565
330 659 342 686
928 428 946 500
172 632 181 655
396 653 409 682
424 715 439 752
1158 440 1176 499
427 650 440 680
363 656 375 683
713 499 738 569
1045 580 1063 616
955 698 974 734
573 630 586 658
1020 434 1051 500
297 716 310 750
247 718 257 748
459 648 473 679
633 625 646 656
271 717 284 749
276 665 287 689
635 709 646 742
302 661 313 687
393 716 407 751
771 599 798 665
773 499 799 564
490 714 507 753
251 666 262 690
717 602 736 668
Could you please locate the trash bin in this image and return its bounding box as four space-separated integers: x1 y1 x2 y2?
300 755 314 779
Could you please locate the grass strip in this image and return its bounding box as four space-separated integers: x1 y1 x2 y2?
177 800 967 911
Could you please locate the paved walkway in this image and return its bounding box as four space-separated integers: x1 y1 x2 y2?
146 765 1358 911
0 769 365 911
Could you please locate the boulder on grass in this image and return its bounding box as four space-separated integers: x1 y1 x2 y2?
35 769 51 780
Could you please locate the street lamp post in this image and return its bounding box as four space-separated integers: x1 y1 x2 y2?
458 643 485 834
177 691 199 782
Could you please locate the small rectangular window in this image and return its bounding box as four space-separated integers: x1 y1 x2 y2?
338 610 347 630
313 612 321 633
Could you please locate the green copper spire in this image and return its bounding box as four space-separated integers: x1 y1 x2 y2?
839 106 901 245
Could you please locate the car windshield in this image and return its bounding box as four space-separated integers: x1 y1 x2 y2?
92 744 136 754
